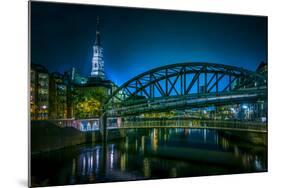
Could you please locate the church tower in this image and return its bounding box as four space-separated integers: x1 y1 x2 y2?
91 17 105 79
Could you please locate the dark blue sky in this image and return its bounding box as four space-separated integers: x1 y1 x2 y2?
31 1 267 86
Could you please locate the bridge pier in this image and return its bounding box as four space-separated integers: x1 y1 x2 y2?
101 112 107 144
100 110 108 177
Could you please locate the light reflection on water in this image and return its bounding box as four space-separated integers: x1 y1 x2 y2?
31 128 267 187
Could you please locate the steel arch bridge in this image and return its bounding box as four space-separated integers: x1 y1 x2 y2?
104 62 267 116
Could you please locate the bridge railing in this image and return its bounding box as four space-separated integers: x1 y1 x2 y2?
49 117 122 132
120 119 267 132
49 118 100 132
47 118 266 133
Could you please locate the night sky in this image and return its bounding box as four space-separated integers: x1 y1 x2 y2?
31 1 267 86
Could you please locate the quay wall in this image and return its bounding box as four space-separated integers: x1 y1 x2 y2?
31 121 125 154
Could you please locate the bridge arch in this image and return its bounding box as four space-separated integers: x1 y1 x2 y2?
105 62 266 108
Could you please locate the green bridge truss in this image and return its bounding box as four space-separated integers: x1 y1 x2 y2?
104 62 267 116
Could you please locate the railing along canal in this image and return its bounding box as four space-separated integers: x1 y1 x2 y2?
49 117 121 132
49 118 267 133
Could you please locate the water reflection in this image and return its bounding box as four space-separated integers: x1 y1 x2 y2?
31 127 267 187
143 158 151 177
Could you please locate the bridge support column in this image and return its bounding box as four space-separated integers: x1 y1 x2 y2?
101 111 107 178
101 112 107 144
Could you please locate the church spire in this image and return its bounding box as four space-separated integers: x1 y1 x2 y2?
91 16 105 79
94 17 101 46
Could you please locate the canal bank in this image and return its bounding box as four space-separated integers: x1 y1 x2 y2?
31 121 126 154
31 120 267 154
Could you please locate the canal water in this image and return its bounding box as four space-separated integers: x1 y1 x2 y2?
31 128 267 187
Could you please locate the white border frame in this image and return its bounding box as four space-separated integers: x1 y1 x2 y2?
1 0 281 188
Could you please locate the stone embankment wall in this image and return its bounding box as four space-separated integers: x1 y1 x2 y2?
31 121 125 154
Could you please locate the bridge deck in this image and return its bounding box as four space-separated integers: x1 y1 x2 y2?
107 89 267 116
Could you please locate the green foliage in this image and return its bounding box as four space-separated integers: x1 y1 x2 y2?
73 87 108 118
75 98 100 118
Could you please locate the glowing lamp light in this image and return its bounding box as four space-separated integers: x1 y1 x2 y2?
242 105 248 109
42 105 47 109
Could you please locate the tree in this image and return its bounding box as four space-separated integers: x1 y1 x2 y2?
73 86 108 118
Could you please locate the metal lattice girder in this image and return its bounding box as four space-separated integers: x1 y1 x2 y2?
107 88 267 116
105 62 266 107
